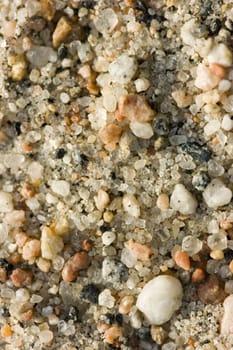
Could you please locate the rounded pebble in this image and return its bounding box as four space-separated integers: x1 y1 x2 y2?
203 179 232 209
170 184 197 215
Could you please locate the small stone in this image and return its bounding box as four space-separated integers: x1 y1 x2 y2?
170 184 197 215
26 46 57 68
119 295 134 314
52 17 72 48
192 171 210 191
209 63 226 79
156 193 170 211
80 284 100 304
122 194 140 218
151 325 167 345
98 123 122 150
221 115 233 131
102 231 116 246
134 78 150 92
191 268 205 283
207 43 233 67
62 251 90 282
0 192 13 212
203 179 232 208
37 257 51 272
207 232 227 250
10 268 33 287
104 325 122 344
9 54 27 81
50 180 70 197
136 275 183 325
22 239 41 260
41 227 64 260
125 240 152 261
94 8 118 35
210 249 224 260
60 92 70 104
195 63 220 91
129 122 153 139
98 289 115 308
94 189 110 211
174 250 190 270
39 330 54 344
109 54 137 84
197 275 225 304
181 235 203 256
221 294 233 335
40 0 56 21
118 94 154 123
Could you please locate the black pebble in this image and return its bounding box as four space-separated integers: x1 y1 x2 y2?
0 259 13 273
154 118 170 136
14 122 21 135
1 308 10 317
80 283 100 304
115 313 123 325
58 45 68 59
180 141 211 163
192 171 211 191
56 148 66 159
206 18 222 36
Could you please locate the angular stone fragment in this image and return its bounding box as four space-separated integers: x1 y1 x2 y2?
118 94 154 123
52 17 72 48
203 179 232 209
41 227 64 260
170 184 197 215
136 275 183 325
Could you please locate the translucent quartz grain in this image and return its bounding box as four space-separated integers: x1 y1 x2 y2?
207 232 227 250
181 236 203 256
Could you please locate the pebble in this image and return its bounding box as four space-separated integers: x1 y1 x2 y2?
209 63 226 79
52 16 72 48
9 54 27 81
119 295 134 314
181 236 203 256
117 94 154 123
94 8 118 35
39 330 54 344
203 179 232 208
104 325 122 345
191 268 205 283
98 289 115 308
136 275 183 325
122 194 140 218
41 227 64 260
170 184 197 215
129 122 154 139
195 63 220 91
94 189 110 211
210 249 224 260
150 325 167 344
221 115 233 131
174 250 190 270
207 43 233 67
50 180 70 197
10 268 33 287
98 123 123 150
125 240 152 261
62 251 90 282
0 191 13 212
134 78 150 92
207 232 227 250
22 239 41 260
102 231 116 246
197 275 225 304
221 294 233 335
156 193 170 211
108 54 137 84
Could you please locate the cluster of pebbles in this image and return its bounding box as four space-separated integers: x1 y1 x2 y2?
1 0 233 349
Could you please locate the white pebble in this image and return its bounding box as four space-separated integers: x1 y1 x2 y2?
221 294 233 335
27 161 44 182
41 227 64 260
204 119 221 136
195 63 220 91
15 288 30 302
134 78 150 92
39 330 54 344
94 8 118 35
219 79 231 92
102 231 116 246
136 275 183 325
109 54 137 84
60 92 70 104
122 194 140 218
203 179 232 208
129 122 154 139
207 43 233 67
98 289 115 308
170 184 197 215
0 191 13 212
50 180 70 197
221 115 233 131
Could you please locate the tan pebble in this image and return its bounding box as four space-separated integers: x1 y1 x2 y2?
40 0 56 21
95 189 110 211
81 239 93 252
1 325 12 337
125 240 152 261
10 54 27 81
174 250 190 270
220 220 232 231
191 268 205 283
209 63 226 79
197 275 225 304
118 94 154 123
156 193 169 211
10 268 33 287
210 249 224 260
103 211 114 223
150 325 167 344
61 262 78 282
22 142 34 152
2 20 16 39
21 309 33 321
22 239 41 260
229 260 233 273
52 16 72 48
52 216 69 236
15 232 29 248
8 252 22 265
41 226 64 260
97 322 110 333
171 90 192 108
104 326 122 344
0 268 7 282
37 257 51 273
98 123 123 148
119 295 134 314
21 183 35 199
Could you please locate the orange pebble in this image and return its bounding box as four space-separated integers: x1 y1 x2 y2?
104 326 122 344
220 220 233 231
125 240 152 261
229 260 233 273
192 268 205 283
174 250 190 271
209 63 226 79
1 325 12 337
22 142 34 152
81 239 93 252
